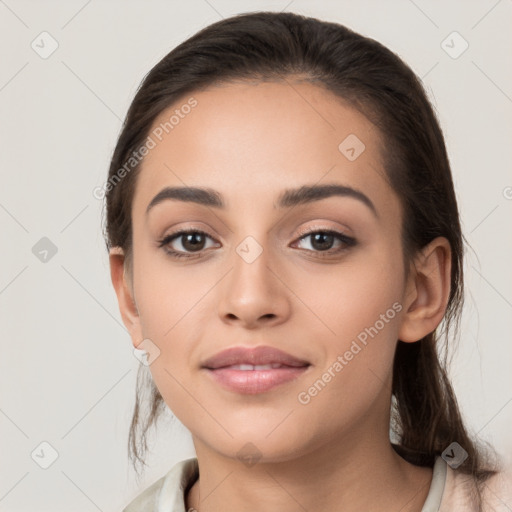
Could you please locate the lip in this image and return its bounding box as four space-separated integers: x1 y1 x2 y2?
201 345 310 369
201 345 311 395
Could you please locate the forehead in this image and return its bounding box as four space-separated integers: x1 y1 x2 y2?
133 80 398 220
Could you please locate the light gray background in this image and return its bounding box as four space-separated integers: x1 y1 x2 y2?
1 1 511 510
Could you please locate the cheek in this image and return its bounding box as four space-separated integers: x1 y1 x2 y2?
305 245 403 340
304 246 404 387
132 247 215 403
133 243 211 339
294 281 402 435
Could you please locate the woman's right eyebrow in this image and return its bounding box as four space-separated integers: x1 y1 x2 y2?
146 186 223 213
145 183 378 219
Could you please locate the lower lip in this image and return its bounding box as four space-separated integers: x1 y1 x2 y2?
204 366 310 394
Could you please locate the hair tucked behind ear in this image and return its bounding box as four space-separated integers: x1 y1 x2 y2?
103 10 501 501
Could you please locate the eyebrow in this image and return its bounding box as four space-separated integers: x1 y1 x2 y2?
145 183 378 218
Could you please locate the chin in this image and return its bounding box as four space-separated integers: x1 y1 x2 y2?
198 429 309 464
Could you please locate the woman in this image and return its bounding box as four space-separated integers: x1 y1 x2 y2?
104 11 511 511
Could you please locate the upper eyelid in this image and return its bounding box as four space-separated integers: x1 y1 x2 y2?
163 225 350 238
161 226 354 247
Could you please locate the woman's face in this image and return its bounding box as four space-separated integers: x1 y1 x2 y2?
124 80 412 462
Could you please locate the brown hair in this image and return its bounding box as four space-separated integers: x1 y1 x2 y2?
103 10 500 502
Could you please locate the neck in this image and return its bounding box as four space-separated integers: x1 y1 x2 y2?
186 427 433 512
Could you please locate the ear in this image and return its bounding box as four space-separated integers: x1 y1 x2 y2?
109 247 143 348
398 236 452 343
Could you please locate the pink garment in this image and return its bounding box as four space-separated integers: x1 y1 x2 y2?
439 459 512 512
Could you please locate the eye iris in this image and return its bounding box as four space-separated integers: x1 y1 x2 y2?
182 233 205 252
311 232 334 250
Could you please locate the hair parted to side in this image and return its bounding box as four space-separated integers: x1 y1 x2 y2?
103 10 500 499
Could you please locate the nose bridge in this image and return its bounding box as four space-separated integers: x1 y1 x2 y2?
217 231 290 326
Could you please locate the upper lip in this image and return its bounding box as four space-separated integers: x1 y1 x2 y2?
201 345 310 369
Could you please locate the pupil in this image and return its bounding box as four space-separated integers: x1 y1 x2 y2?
312 232 333 250
183 233 204 251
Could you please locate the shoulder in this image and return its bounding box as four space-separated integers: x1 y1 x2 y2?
440 460 512 512
122 476 167 512
122 457 199 512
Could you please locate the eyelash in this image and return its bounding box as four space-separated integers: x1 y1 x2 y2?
157 228 357 260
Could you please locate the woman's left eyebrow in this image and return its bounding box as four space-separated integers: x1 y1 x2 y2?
145 183 378 218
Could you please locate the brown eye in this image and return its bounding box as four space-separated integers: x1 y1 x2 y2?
309 232 336 251
179 232 207 252
294 229 356 255
158 230 219 259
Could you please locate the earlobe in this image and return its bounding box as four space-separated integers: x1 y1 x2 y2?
397 237 452 343
109 247 143 347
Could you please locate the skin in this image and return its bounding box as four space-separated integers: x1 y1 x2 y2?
110 79 452 512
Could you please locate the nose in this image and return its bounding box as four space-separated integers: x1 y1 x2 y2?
217 242 292 329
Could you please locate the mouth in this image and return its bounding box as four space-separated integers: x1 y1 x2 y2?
201 345 310 369
201 345 311 394
216 363 296 370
